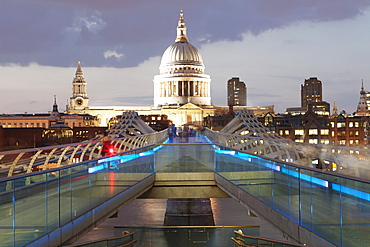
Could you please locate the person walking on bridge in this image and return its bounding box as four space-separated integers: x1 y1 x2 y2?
101 132 112 156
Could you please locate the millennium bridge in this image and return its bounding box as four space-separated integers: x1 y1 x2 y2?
1 111 370 247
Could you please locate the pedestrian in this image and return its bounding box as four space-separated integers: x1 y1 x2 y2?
101 132 112 156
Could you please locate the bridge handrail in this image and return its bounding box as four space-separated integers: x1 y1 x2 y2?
204 128 370 180
0 129 168 177
231 230 306 247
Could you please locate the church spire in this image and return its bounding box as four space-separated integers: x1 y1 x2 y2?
49 95 61 122
355 80 370 116
53 95 58 113
361 79 365 94
175 8 189 43
332 100 338 117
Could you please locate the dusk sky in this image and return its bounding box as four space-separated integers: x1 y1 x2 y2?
1 1 370 114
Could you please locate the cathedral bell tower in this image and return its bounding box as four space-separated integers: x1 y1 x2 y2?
68 61 89 111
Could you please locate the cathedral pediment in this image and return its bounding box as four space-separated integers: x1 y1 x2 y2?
178 103 203 110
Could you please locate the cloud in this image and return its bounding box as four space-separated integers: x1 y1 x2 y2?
104 50 124 60
0 1 369 68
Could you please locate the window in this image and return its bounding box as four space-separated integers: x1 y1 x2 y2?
355 122 359 127
321 139 329 144
320 129 329 135
337 122 345 128
339 140 346 145
309 129 318 135
338 131 345 137
295 129 304 135
279 130 283 135
285 130 290 135
330 122 334 128
309 139 318 144
349 122 353 127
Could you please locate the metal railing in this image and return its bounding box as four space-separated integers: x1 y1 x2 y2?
204 128 370 180
0 129 168 177
231 230 306 247
68 232 137 247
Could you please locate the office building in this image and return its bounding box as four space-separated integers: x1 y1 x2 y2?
227 77 247 106
301 77 322 107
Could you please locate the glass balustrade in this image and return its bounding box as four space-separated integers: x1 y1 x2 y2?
214 145 370 247
1 139 370 246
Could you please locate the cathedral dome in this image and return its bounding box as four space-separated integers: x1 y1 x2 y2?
160 42 204 68
153 9 211 108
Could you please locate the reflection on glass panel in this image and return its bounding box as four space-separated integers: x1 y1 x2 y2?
59 169 72 226
71 168 91 219
0 180 14 247
46 171 60 232
298 169 312 230
340 179 370 246
14 174 46 246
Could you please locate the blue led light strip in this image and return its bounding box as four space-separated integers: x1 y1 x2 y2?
88 140 168 174
216 148 370 200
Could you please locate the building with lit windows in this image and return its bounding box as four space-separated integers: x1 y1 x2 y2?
259 108 332 145
227 77 247 106
258 109 370 148
301 77 322 107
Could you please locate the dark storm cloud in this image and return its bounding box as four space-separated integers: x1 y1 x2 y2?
0 0 369 67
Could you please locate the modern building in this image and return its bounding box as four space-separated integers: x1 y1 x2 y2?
286 77 329 116
227 77 247 106
301 77 322 107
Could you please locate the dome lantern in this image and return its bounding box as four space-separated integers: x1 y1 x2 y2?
175 8 189 43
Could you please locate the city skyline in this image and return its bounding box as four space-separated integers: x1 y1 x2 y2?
1 1 370 114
